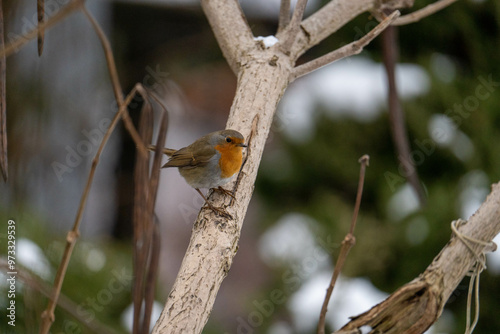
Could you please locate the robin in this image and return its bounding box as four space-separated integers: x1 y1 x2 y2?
150 129 247 217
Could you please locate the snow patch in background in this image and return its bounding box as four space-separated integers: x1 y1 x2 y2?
288 273 388 332
287 271 455 333
428 114 475 162
259 213 325 268
121 301 163 333
430 53 457 83
487 233 500 275
17 238 52 280
85 247 107 272
267 321 293 334
458 170 489 219
259 213 393 333
279 57 430 143
406 217 430 245
387 183 420 221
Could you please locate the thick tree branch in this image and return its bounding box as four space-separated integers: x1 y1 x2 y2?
280 0 309 54
336 182 500 334
200 0 255 74
152 49 293 334
277 0 291 33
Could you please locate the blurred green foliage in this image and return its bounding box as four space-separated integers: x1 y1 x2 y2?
0 210 132 334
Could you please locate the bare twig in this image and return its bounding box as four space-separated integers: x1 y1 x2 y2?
82 6 147 157
382 25 426 205
291 11 400 81
142 219 161 334
393 0 457 26
39 86 142 334
277 0 291 33
231 113 259 204
132 86 167 334
1 0 84 58
350 155 369 233
0 0 7 181
281 0 308 54
317 155 369 334
146 90 169 209
37 0 45 56
132 89 154 334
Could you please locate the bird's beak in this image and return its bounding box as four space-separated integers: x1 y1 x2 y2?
238 143 248 148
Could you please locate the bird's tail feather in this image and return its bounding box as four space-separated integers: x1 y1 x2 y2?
148 145 176 156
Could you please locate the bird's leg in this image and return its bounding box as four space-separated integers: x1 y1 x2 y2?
214 186 236 200
195 188 232 219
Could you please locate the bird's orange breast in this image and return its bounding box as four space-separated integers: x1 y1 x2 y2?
215 143 243 179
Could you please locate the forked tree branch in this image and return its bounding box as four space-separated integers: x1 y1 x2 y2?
152 52 294 333
283 0 457 60
317 155 369 334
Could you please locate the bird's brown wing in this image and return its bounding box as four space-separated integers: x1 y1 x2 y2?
162 145 215 169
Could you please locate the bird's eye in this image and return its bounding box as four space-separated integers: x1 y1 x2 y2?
225 137 232 143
